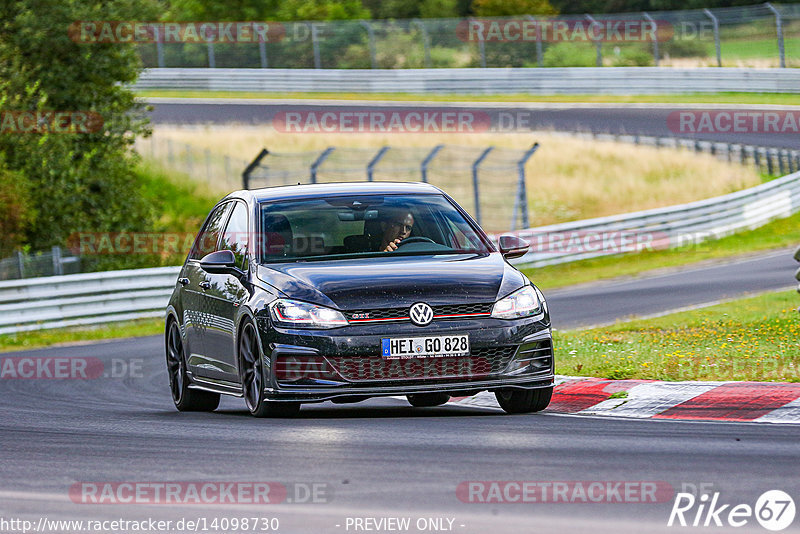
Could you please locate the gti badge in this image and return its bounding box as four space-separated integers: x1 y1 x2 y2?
409 302 434 326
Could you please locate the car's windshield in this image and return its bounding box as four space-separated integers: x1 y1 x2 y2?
258 193 491 263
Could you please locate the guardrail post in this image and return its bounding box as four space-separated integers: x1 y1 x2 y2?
753 147 761 172
471 147 493 226
585 14 602 67
642 13 659 66
259 40 268 68
310 147 335 184
525 16 544 67
154 26 165 68
311 23 322 69
511 143 539 230
411 19 432 68
15 251 24 279
242 148 270 189
52 246 63 276
766 148 775 175
779 149 787 175
359 21 378 69
469 19 487 67
703 9 722 67
367 146 389 182
420 144 443 183
207 42 215 68
766 3 786 68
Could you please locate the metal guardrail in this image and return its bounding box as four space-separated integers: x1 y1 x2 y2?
0 266 180 335
510 170 800 267
2 172 798 334
135 67 800 94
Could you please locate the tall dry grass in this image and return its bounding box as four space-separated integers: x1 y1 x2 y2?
145 125 760 228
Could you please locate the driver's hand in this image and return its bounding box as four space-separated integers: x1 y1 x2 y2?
383 238 402 252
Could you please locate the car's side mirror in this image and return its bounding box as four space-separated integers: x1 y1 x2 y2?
498 234 529 259
199 250 242 276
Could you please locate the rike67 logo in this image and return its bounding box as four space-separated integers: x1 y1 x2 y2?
668 490 795 531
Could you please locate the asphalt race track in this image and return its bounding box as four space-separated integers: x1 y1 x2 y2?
148 99 800 149
2 251 799 533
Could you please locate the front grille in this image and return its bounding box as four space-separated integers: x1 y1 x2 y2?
325 345 518 382
344 303 493 323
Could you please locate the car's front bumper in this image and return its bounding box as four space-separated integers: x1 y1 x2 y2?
257 315 554 403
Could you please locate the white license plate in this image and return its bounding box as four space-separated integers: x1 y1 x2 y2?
381 335 470 359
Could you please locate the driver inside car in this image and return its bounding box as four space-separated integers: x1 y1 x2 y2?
379 209 415 252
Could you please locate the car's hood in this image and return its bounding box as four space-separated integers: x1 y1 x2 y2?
257 253 525 310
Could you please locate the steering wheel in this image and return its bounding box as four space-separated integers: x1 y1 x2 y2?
396 236 436 247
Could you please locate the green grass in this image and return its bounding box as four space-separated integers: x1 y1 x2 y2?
716 37 800 61
137 90 800 106
555 290 800 382
523 210 800 291
0 318 164 353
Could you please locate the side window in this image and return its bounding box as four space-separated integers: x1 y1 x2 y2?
189 202 231 260
220 201 249 269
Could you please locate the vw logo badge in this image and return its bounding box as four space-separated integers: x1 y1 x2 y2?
409 302 434 326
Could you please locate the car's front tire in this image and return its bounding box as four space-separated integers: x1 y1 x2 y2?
407 393 450 407
166 320 220 412
239 320 300 418
495 386 553 414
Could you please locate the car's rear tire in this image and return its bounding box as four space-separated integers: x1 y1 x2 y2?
495 386 552 414
239 320 300 418
166 320 220 412
407 393 451 407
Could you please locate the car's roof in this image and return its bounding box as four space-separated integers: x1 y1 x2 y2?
226 182 445 203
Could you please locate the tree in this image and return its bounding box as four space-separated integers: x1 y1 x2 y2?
0 0 158 250
471 0 557 16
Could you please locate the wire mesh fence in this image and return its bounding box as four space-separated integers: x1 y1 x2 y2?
0 247 81 281
131 3 800 69
245 144 539 234
135 134 250 190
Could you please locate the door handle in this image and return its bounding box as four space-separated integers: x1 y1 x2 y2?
199 281 211 290
178 277 189 286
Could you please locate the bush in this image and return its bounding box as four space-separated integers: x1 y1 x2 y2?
610 46 655 66
542 42 597 67
661 38 709 58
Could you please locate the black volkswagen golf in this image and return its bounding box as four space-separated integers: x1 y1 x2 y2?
165 182 554 417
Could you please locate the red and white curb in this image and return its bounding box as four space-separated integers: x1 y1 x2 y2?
446 376 800 423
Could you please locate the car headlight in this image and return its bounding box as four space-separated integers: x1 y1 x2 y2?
491 286 542 319
269 299 348 329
